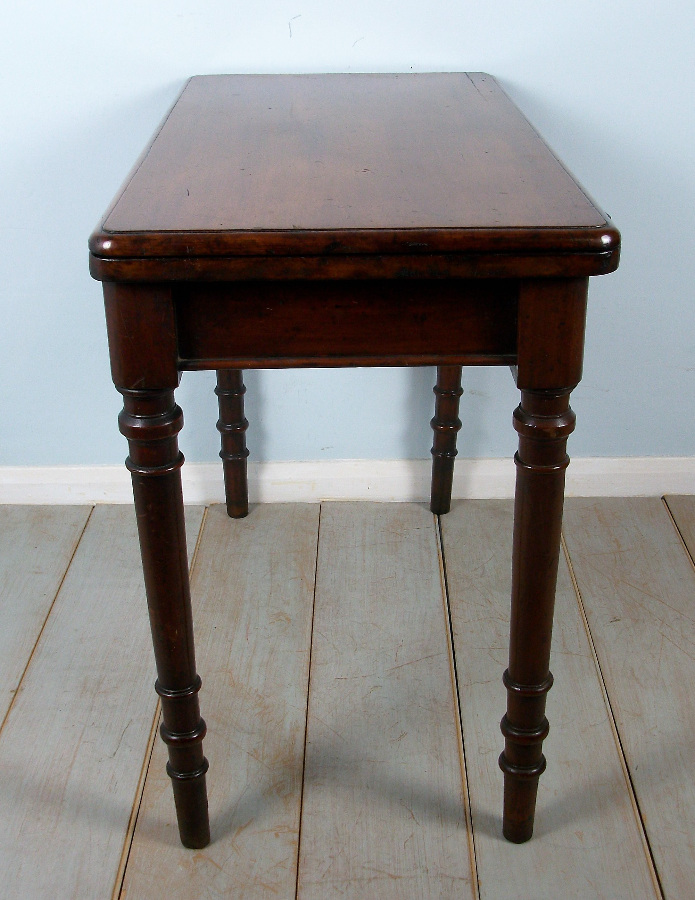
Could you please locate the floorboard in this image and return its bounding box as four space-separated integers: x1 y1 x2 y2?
441 499 659 900
296 502 473 900
664 494 695 565
2 498 693 898
0 505 91 724
563 497 695 900
121 504 320 900
0 505 204 900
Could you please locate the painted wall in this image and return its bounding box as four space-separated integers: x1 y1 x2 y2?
1 2 693 466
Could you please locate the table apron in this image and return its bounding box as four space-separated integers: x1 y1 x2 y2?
173 279 518 369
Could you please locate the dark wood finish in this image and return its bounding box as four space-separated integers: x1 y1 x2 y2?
215 370 249 518
430 366 463 515
516 278 588 390
89 73 620 848
117 389 209 849
91 250 618 283
90 74 617 264
498 278 587 841
499 387 575 842
102 283 178 390
174 280 517 369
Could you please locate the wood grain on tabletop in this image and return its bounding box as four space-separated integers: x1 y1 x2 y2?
93 73 614 263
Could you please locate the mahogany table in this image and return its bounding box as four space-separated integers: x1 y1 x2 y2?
89 73 620 849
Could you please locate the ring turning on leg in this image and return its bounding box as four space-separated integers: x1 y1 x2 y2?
216 369 249 518
430 365 463 515
500 388 575 842
119 388 210 849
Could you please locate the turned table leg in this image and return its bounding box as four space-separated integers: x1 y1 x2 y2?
499 387 575 842
119 388 210 849
215 369 249 518
430 365 463 515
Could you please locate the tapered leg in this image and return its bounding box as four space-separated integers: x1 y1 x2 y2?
430 365 463 514
499 388 575 842
119 388 210 849
215 369 249 518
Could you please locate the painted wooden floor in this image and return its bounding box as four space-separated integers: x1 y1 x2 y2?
0 497 693 898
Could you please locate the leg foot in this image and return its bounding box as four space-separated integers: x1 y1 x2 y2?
215 369 249 518
119 388 210 849
500 388 575 842
430 365 462 515
169 762 211 849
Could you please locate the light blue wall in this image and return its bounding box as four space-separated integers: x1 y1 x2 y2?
1 2 693 465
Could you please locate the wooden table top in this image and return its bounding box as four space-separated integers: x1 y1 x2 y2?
89 73 619 274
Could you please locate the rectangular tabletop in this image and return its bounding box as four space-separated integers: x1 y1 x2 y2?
89 73 619 280
89 72 621 856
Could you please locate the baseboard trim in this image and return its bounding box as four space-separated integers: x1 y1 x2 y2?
0 457 693 504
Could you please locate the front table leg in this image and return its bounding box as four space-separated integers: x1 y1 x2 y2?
499 387 575 842
119 388 210 849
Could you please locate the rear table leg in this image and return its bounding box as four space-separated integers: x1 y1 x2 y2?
430 365 463 515
215 369 249 518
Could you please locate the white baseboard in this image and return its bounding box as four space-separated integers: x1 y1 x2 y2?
0 457 693 504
